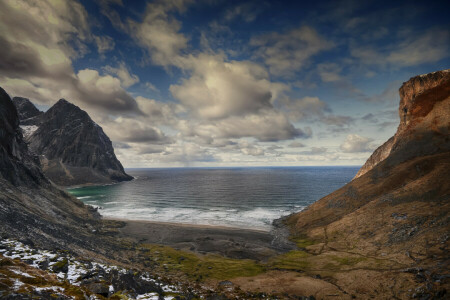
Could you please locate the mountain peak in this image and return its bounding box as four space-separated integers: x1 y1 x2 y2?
12 97 43 124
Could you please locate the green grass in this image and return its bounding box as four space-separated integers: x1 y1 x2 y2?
142 244 264 281
290 235 317 248
268 250 311 271
330 256 367 266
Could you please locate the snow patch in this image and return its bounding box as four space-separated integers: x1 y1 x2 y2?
20 125 39 138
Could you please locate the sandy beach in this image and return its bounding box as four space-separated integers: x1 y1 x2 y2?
107 218 296 261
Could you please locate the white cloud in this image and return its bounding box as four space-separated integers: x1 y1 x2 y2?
340 134 375 152
103 62 139 88
0 0 141 115
170 54 286 120
103 117 171 144
283 96 329 122
129 0 192 66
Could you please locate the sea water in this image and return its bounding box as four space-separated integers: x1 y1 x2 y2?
68 167 359 230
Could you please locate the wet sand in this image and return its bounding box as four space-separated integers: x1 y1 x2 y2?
108 218 295 261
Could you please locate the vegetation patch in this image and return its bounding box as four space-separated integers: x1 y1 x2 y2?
267 250 311 271
290 235 317 249
142 244 264 281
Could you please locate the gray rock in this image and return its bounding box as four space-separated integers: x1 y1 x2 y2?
13 98 132 186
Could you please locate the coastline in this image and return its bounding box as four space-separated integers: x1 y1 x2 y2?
105 217 296 261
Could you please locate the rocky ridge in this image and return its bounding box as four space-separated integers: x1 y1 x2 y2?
354 69 450 179
282 70 450 298
13 97 132 186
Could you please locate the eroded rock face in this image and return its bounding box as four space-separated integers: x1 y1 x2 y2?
398 69 450 132
354 69 450 179
0 89 44 186
12 97 44 125
286 69 450 298
14 98 132 186
0 87 103 253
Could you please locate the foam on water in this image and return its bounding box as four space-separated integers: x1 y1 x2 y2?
69 167 359 230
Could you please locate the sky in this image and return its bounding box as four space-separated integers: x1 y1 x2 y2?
0 0 449 168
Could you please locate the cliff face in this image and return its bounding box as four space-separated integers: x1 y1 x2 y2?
0 87 104 253
354 69 450 179
286 70 450 298
12 97 44 125
14 98 132 186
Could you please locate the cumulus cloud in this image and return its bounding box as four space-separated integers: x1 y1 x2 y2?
0 0 141 115
104 117 172 144
129 0 192 66
73 69 140 112
238 140 265 156
250 26 333 76
103 62 139 88
170 54 286 119
179 110 310 142
340 134 375 152
136 96 179 125
283 96 330 121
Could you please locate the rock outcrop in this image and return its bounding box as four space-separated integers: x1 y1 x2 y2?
12 97 44 125
286 69 450 298
354 69 450 179
13 98 132 186
0 87 104 253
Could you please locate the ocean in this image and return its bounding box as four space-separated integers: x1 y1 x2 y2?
68 166 359 230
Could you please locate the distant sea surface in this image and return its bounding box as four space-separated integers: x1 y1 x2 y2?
68 167 359 230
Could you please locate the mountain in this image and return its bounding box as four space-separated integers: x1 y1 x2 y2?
283 70 450 298
0 87 104 252
13 98 132 186
12 96 44 126
354 69 450 179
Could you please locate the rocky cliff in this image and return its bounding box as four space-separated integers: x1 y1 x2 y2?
284 70 450 298
13 98 132 186
12 97 44 126
0 87 105 253
354 69 450 179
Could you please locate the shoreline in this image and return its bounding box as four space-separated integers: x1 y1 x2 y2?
104 217 271 233
106 217 296 260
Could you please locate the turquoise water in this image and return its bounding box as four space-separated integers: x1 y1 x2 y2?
68 167 359 230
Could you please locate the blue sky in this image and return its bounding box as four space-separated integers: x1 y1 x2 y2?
0 0 449 167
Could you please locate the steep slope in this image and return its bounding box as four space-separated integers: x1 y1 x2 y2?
282 70 450 298
18 98 132 186
354 69 450 179
0 87 105 254
12 97 44 126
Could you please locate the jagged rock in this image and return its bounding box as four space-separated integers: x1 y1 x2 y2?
110 269 162 295
13 98 132 186
84 282 110 297
0 86 105 253
12 97 44 125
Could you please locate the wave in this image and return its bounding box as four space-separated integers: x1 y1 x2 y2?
98 206 305 230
